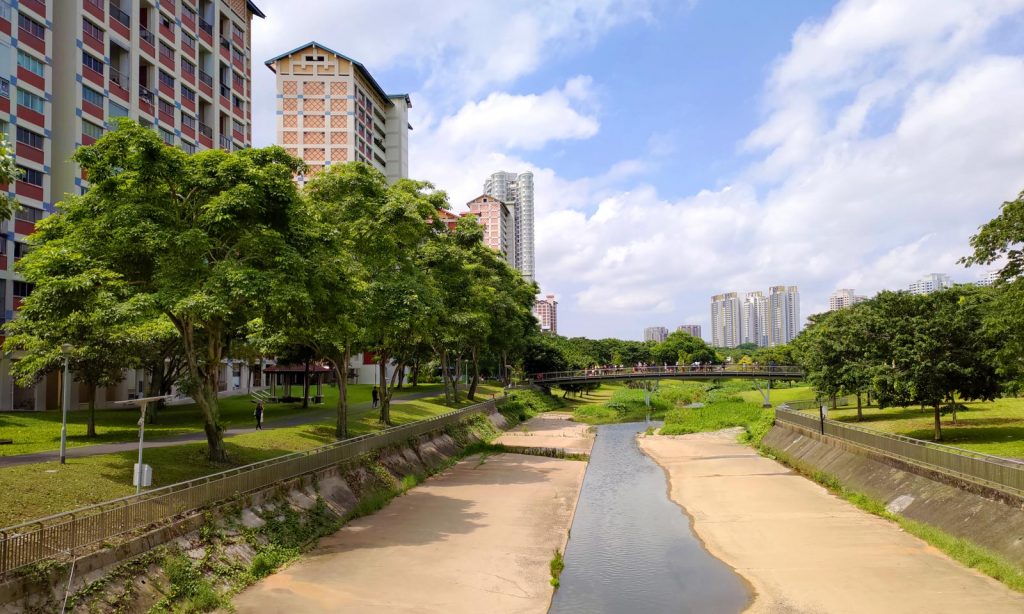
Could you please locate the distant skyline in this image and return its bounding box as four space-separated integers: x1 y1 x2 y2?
249 1 1024 340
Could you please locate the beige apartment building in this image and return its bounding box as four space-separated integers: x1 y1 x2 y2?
266 41 410 183
533 294 557 334
465 194 513 266
0 0 264 410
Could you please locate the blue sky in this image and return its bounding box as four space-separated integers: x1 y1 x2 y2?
252 0 1024 341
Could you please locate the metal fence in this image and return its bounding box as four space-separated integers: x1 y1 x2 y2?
530 364 805 385
0 399 500 575
780 396 854 411
774 406 1024 498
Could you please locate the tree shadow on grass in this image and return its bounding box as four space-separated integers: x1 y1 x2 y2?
902 425 1024 449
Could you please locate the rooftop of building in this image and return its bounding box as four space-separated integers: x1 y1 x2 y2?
264 41 410 109
247 1 266 18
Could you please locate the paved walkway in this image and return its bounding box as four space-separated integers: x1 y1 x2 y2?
0 390 443 468
638 429 1024 614
494 412 595 455
232 452 586 613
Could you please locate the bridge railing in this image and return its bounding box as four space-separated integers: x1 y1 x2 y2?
0 399 502 575
774 406 1024 498
529 364 804 383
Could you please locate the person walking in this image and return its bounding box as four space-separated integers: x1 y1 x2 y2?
254 401 264 431
371 386 379 409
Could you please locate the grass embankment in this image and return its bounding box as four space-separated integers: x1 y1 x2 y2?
763 446 1024 593
0 384 501 527
0 383 444 457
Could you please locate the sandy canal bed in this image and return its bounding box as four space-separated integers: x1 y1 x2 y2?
638 429 1024 614
494 411 595 456
231 447 586 614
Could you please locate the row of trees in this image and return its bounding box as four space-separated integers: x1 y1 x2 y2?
523 329 720 373
5 121 539 461
793 188 1024 441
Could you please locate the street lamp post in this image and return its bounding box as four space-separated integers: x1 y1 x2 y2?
114 395 172 494
59 343 73 465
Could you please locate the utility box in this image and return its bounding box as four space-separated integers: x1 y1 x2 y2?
133 463 153 488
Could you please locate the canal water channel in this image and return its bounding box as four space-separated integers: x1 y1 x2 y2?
549 422 751 614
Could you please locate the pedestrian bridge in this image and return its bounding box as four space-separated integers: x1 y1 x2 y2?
528 364 805 387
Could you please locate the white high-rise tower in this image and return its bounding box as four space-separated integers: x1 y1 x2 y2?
484 171 534 282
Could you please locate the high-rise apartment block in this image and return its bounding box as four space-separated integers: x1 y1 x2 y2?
768 285 800 346
711 287 800 348
976 270 1000 287
0 0 263 410
829 288 867 311
710 292 743 348
483 171 534 282
644 326 668 343
267 41 410 183
465 194 513 265
741 291 769 347
533 294 557 334
676 324 701 339
908 273 952 295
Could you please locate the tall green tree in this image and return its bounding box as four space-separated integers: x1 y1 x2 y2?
38 121 307 461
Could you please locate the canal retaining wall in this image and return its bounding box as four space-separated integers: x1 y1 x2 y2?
0 409 510 613
763 423 1024 567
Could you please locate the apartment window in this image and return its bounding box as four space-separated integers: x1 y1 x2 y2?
13 242 28 260
232 94 244 110
83 51 104 75
180 84 196 103
0 120 9 141
16 89 44 113
159 14 174 32
82 85 104 108
158 98 175 117
82 120 104 141
159 128 174 145
159 69 175 88
13 281 33 297
183 32 196 50
16 126 43 150
18 14 45 40
181 140 196 154
159 42 175 62
182 58 196 76
232 119 244 134
82 17 103 43
15 206 43 222
0 77 9 99
17 166 43 187
16 50 44 77
183 6 197 22
180 112 195 130
109 100 130 118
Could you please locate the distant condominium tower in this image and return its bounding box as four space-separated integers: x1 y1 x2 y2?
908 273 952 295
677 324 702 339
742 291 769 347
829 289 867 311
465 194 514 266
484 171 534 282
644 326 669 343
533 294 557 334
768 286 801 346
976 270 1000 287
710 292 743 348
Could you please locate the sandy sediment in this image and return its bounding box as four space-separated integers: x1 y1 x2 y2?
638 429 1024 614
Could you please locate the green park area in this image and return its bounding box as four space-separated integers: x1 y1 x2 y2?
0 382 501 527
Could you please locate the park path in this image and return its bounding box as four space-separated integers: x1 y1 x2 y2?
0 390 442 468
638 429 1024 614
231 451 586 613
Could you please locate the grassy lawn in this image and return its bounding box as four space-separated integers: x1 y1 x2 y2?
0 383 501 527
0 383 443 457
801 396 1024 458
738 385 815 406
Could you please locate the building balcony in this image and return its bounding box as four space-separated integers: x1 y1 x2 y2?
15 142 44 165
139 27 156 56
17 25 45 55
109 67 130 101
84 0 105 20
109 3 131 38
218 134 232 151
16 66 44 92
138 85 155 114
21 0 46 19
198 18 213 45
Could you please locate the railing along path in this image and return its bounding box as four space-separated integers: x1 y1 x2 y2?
530 364 805 384
775 405 1024 498
0 399 500 574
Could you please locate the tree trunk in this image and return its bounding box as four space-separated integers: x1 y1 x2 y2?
439 349 451 406
177 317 228 462
302 360 310 409
378 355 392 425
831 395 837 410
468 346 480 401
933 404 942 441
396 364 406 390
452 356 462 405
87 386 97 437
501 351 509 386
333 348 349 439
856 393 863 422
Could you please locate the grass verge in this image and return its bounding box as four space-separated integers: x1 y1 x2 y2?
763 445 1024 593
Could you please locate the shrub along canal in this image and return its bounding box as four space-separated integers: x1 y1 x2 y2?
549 422 750 614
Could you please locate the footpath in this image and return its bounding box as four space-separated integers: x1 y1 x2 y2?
0 390 441 468
638 429 1024 614
231 414 593 614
